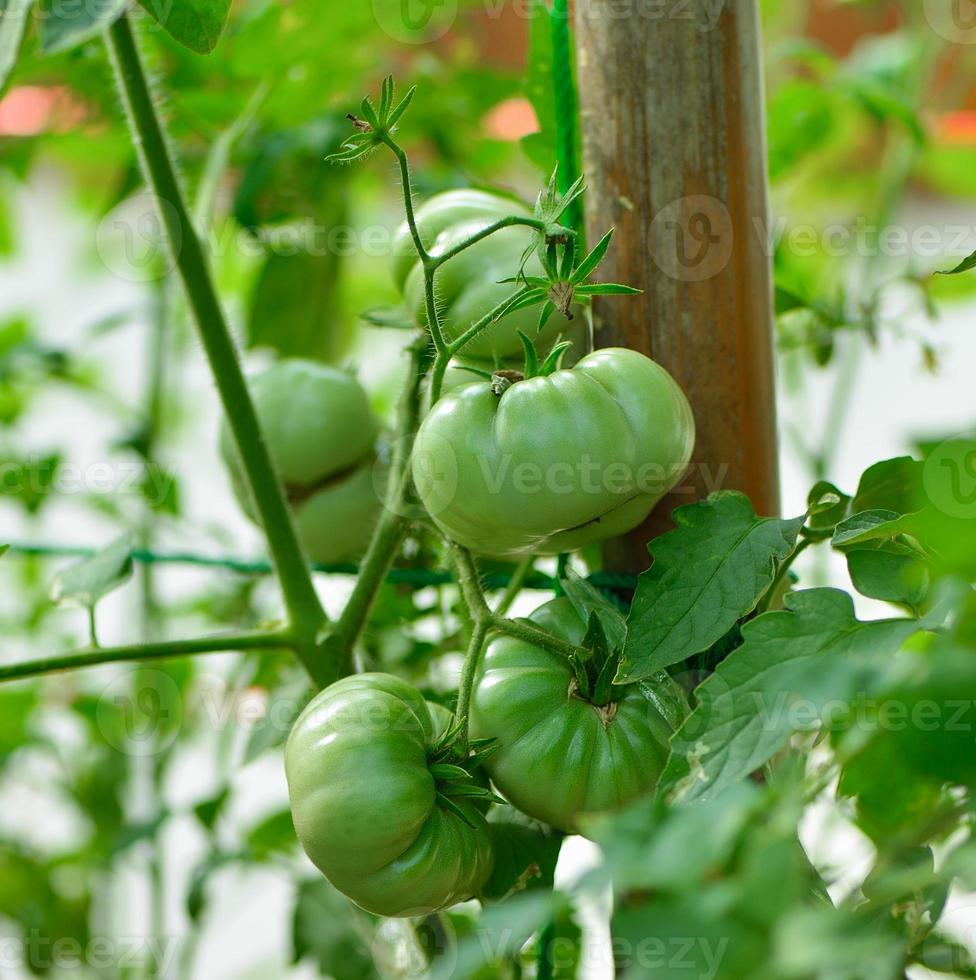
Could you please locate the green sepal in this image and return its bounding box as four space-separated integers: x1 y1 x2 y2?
518 331 540 379
538 341 573 377
436 792 476 828
430 763 472 782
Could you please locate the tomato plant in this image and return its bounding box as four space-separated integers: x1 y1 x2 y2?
2 1 976 978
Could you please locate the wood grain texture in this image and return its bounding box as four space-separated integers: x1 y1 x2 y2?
574 0 781 573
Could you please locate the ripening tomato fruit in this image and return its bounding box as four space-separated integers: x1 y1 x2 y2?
285 673 494 916
411 347 695 556
391 189 581 360
470 599 687 834
220 359 383 564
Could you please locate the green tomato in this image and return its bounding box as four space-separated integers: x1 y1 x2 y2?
285 673 494 916
470 599 685 834
391 189 581 360
220 358 383 564
411 347 695 557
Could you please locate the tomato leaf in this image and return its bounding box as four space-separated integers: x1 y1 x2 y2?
851 456 924 515
50 534 134 610
292 877 376 980
138 0 231 55
0 0 32 90
38 0 127 53
662 589 919 801
618 493 805 682
560 567 626 650
939 249 976 276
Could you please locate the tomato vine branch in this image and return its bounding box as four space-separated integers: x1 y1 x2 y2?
104 14 329 683
0 629 293 683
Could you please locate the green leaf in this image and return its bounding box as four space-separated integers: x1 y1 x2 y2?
243 676 310 764
851 456 924 515
806 479 851 533
846 542 929 610
940 249 976 276
187 852 238 922
38 0 128 53
247 809 297 859
50 534 134 609
292 878 375 980
618 493 805 681
0 0 32 91
560 567 626 650
431 890 561 980
138 0 231 54
831 509 909 549
247 250 353 363
663 589 919 800
482 812 563 901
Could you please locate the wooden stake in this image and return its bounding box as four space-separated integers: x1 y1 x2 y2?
574 0 780 573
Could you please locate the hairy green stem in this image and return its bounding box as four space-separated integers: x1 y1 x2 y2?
104 15 328 682
321 343 427 674
432 216 547 266
449 544 493 748
491 616 580 662
0 630 293 683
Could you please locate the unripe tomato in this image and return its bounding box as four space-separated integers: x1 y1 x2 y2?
220 359 383 564
470 599 686 834
411 347 695 556
391 189 581 360
285 673 494 916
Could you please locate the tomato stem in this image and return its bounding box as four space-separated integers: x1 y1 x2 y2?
104 14 330 684
318 342 426 675
0 629 295 683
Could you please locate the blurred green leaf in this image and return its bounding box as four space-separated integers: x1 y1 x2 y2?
38 0 128 53
138 0 231 54
292 877 375 980
50 534 134 609
0 0 32 90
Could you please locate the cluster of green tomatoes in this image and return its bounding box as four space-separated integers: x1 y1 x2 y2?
221 189 695 917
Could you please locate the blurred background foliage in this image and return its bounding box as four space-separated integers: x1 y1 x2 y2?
0 0 975 976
